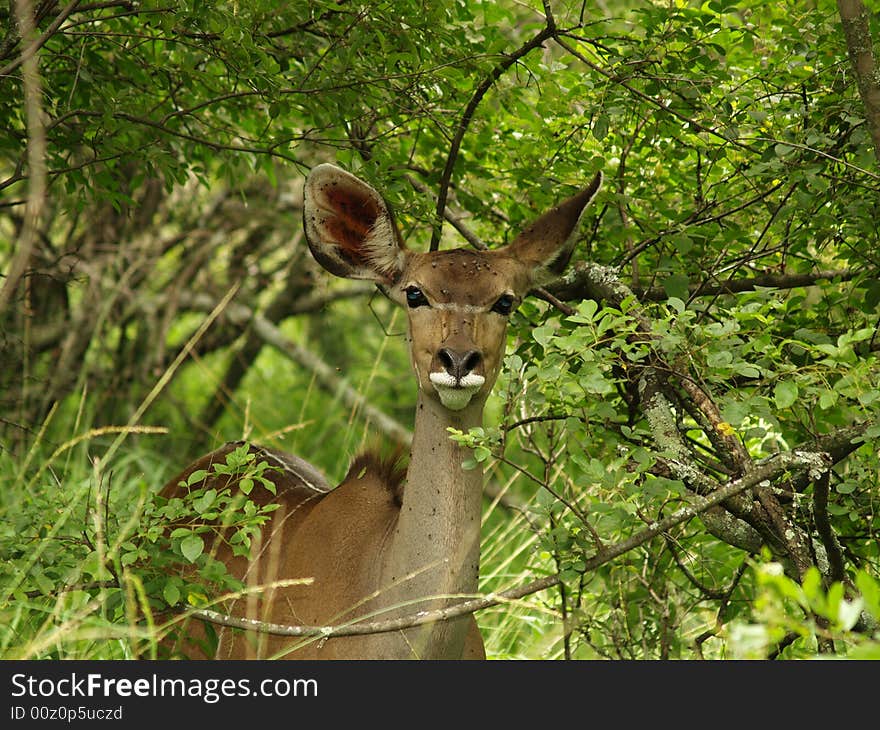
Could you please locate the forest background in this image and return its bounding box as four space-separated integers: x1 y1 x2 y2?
1 0 880 660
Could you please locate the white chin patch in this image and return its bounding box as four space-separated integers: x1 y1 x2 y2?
429 372 485 411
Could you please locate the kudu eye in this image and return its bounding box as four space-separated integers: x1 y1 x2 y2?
491 294 516 316
405 286 429 308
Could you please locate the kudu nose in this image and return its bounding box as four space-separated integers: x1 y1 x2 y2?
437 348 482 381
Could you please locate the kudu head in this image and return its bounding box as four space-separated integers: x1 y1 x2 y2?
303 164 602 411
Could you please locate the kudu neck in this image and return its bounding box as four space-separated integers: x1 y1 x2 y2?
404 390 484 526
381 389 485 658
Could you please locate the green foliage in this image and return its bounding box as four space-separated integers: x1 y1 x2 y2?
2 0 879 659
0 439 276 659
728 563 880 659
137 443 279 609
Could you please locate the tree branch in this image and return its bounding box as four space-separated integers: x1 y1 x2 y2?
0 0 49 316
0 0 81 76
546 261 873 578
429 24 555 250
548 260 757 483
548 265 860 303
812 471 846 583
178 291 413 448
188 449 831 639
553 32 757 154
406 173 486 250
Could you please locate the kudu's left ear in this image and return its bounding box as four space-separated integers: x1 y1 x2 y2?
505 171 602 278
303 164 407 284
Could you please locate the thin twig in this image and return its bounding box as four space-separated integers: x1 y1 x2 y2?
405 173 486 250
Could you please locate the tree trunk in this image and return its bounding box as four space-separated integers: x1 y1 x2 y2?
837 0 880 165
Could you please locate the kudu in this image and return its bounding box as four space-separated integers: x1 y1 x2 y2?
160 163 602 659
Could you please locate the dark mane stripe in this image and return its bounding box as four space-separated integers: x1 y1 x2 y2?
345 450 407 507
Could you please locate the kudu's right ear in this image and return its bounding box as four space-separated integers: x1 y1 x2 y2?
504 170 603 281
303 164 406 284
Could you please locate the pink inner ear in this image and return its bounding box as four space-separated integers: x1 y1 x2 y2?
323 185 380 264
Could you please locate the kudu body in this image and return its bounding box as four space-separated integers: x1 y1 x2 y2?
160 164 601 659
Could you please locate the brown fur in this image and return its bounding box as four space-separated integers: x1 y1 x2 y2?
158 442 483 659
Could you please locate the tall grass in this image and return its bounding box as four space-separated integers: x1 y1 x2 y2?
0 414 167 659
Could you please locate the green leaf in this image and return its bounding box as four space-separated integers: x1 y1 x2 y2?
733 363 761 378
773 381 798 409
192 489 217 513
864 279 880 310
180 534 204 563
533 325 554 348
567 299 598 324
670 232 693 255
163 582 181 606
662 274 690 302
707 349 733 368
186 469 208 487
818 389 837 409
856 571 880 619
774 142 794 158
473 445 491 462
33 570 55 595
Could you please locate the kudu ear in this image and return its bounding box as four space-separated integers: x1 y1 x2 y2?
505 171 603 279
303 164 406 284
